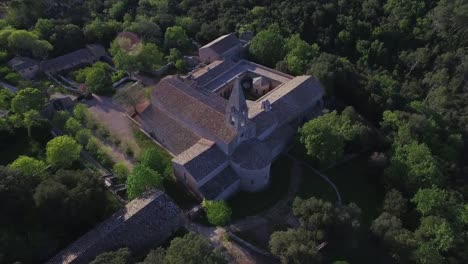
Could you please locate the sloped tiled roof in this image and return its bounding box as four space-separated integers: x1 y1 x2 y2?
47 191 182 264
8 56 38 71
191 59 236 86
250 76 324 126
173 139 227 182
136 105 201 155
40 48 95 72
199 166 239 200
200 33 241 55
232 139 271 169
152 77 237 143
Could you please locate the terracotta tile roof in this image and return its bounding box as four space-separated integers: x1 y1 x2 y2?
173 139 227 182
152 77 237 143
200 33 241 55
136 105 201 155
199 166 239 200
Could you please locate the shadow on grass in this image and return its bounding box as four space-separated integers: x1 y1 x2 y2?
227 155 293 220
0 125 52 165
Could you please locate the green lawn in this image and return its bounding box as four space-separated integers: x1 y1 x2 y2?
228 155 293 219
320 154 389 264
297 166 337 203
291 148 391 263
323 154 384 225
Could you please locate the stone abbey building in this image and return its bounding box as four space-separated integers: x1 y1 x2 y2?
136 33 324 200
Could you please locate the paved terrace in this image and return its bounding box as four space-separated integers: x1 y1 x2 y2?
199 60 294 93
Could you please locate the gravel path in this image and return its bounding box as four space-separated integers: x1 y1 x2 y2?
85 95 141 164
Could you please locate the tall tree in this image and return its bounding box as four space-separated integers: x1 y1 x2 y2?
10 88 43 114
164 26 190 50
22 109 43 137
126 164 163 200
110 36 164 75
385 142 444 190
113 84 145 115
8 156 47 176
270 228 322 264
299 110 361 166
249 26 285 67
46 136 82 168
164 232 226 264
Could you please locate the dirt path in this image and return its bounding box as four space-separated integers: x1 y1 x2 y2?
85 95 142 167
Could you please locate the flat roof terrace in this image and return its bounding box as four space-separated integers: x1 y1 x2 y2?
199 60 294 93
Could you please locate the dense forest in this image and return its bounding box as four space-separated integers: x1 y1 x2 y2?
0 0 467 263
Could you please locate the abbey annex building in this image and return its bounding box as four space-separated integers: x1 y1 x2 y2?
135 33 325 200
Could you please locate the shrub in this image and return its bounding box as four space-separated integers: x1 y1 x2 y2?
127 164 163 200
73 103 89 124
109 134 121 146
86 136 100 156
52 111 70 129
138 146 173 178
75 129 92 146
97 149 114 168
113 161 130 180
202 199 232 226
64 117 81 136
97 125 110 139
9 156 47 177
4 72 21 85
125 145 134 157
111 71 127 83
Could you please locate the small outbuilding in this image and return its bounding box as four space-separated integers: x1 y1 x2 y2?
199 33 242 64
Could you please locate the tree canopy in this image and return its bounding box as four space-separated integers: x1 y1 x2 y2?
164 232 227 264
10 88 43 114
126 163 163 200
202 199 232 226
299 110 362 166
9 155 47 177
46 136 82 168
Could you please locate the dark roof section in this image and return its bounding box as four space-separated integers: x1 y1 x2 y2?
40 48 94 73
178 142 228 182
193 59 236 87
136 105 201 156
47 191 183 264
152 77 237 143
200 33 241 55
8 56 39 71
199 166 239 200
232 139 271 169
40 44 107 73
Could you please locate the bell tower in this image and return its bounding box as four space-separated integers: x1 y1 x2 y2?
226 77 249 131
